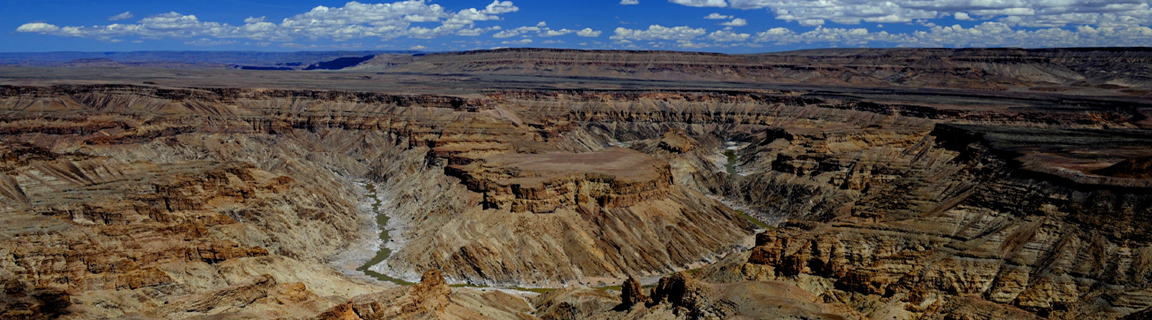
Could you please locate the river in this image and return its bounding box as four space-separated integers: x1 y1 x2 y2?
356 182 414 285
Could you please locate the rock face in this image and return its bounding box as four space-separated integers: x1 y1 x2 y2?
448 148 674 213
1094 156 1152 179
383 144 753 285
375 47 1152 93
317 269 536 320
318 270 452 320
0 145 379 318
695 119 1152 318
0 48 1150 319
637 272 861 319
620 276 646 308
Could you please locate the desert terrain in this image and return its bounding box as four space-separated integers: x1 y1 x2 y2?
0 48 1150 319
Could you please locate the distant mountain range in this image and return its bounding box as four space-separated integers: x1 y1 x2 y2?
0 50 423 69
2 48 1150 94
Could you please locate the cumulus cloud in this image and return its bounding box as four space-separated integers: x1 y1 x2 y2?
17 0 519 42
720 18 747 26
542 29 574 37
492 22 592 38
682 0 1152 29
677 40 711 48
577 28 602 37
707 30 750 41
16 22 60 33
483 1 519 14
109 11 135 21
669 0 728 8
752 22 1152 48
611 25 707 41
184 38 236 46
753 26 883 46
17 0 1152 50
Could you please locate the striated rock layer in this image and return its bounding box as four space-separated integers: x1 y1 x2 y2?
0 47 1150 319
374 47 1152 94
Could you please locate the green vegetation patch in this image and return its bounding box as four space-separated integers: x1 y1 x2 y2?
736 210 771 229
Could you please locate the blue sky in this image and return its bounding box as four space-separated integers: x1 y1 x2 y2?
4 0 1152 53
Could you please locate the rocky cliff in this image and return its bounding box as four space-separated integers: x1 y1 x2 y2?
375 48 1152 94
0 48 1150 319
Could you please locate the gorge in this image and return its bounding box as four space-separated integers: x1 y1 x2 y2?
0 48 1150 319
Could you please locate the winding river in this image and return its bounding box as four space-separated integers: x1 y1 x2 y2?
356 183 414 286
354 142 764 290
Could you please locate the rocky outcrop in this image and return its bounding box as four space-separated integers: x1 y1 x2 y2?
620 276 646 309
530 271 864 320
378 144 754 284
646 272 715 313
319 270 452 320
374 48 1152 93
0 150 380 318
1095 156 1152 179
447 148 674 213
716 124 1152 318
317 269 536 320
658 129 697 153
0 47 1149 319
143 273 341 319
0 84 766 287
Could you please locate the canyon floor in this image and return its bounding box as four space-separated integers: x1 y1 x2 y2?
1 48 1151 319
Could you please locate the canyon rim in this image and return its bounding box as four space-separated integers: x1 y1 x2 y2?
0 47 1150 319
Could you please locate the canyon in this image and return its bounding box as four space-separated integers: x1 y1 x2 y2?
0 48 1150 319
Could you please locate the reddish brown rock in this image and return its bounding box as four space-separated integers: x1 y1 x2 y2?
448 148 674 213
619 276 646 308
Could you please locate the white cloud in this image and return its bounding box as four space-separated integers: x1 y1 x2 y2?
280 42 366 49
707 30 750 41
574 28 600 37
492 27 530 38
184 38 236 46
754 26 880 45
492 22 591 38
706 0 1152 29
410 45 427 49
484 1 519 14
456 26 499 36
611 25 707 41
542 29 574 37
16 0 519 42
17 0 1152 50
796 19 825 26
109 11 135 21
750 22 1152 48
677 40 711 48
501 38 532 44
721 18 747 26
669 0 728 7
16 22 60 33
